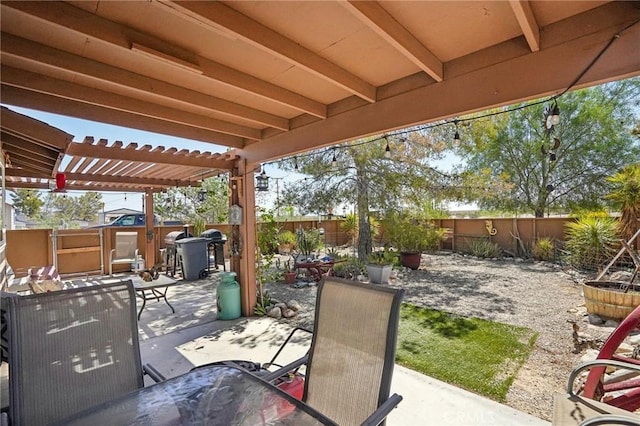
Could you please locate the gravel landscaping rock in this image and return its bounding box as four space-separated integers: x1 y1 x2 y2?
265 251 593 421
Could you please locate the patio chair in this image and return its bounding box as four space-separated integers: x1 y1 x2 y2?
264 277 405 426
109 231 140 275
553 360 640 426
4 280 163 426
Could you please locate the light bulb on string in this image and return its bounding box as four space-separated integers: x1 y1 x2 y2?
331 149 337 165
124 193 127 201
294 156 299 171
384 138 391 158
453 120 460 146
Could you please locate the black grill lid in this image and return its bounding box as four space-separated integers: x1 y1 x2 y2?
200 229 227 242
164 230 192 246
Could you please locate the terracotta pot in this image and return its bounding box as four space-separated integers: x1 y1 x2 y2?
284 271 297 284
400 252 421 270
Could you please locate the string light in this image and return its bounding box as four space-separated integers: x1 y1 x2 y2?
384 137 391 158
294 156 299 170
331 149 337 164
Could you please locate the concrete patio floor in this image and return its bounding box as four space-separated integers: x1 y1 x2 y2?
133 272 550 425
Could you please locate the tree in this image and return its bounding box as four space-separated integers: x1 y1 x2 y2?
9 189 43 217
457 78 640 217
279 128 448 261
153 177 229 225
607 163 640 241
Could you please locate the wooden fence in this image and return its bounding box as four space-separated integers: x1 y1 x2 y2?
4 217 637 277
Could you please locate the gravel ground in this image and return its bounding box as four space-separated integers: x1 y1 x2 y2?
265 252 593 421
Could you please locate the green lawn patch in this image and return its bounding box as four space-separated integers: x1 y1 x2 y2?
396 303 538 402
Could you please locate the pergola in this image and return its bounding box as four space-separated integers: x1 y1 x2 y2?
1 1 639 315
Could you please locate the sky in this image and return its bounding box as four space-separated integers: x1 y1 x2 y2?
5 105 468 214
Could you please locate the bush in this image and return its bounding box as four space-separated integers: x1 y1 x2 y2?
383 212 446 253
277 230 297 245
296 228 322 257
469 239 502 258
333 256 365 280
367 248 397 265
532 237 555 261
564 215 619 270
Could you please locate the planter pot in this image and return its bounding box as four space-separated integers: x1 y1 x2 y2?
367 264 393 284
583 281 640 320
278 243 292 255
283 272 297 284
400 252 421 270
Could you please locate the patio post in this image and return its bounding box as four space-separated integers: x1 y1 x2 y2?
231 159 257 316
144 188 155 269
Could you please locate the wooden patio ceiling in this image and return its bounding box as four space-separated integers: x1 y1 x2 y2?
2 107 237 192
1 1 639 173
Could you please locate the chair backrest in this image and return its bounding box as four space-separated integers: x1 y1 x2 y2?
304 277 404 426
114 232 139 260
6 280 144 426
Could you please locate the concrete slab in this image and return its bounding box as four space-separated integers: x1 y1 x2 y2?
139 317 550 426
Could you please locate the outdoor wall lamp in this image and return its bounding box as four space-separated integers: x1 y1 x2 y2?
256 169 269 192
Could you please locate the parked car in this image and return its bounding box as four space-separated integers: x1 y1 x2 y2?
89 214 182 228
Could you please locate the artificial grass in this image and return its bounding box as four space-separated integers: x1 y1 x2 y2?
396 303 538 402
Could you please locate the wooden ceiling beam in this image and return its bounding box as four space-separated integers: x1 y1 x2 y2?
4 179 177 192
63 172 191 187
241 5 640 164
2 1 327 118
155 1 377 102
342 1 443 82
0 106 73 149
509 0 540 52
1 134 58 161
1 66 261 141
1 33 289 131
1 85 246 148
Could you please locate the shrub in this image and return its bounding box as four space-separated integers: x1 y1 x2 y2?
383 212 446 253
333 256 365 280
296 228 322 257
564 215 619 270
469 238 502 258
366 248 397 265
532 237 555 261
277 230 297 245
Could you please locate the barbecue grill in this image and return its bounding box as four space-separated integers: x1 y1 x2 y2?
200 229 227 272
164 229 192 277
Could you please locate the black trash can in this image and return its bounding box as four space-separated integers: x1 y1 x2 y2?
175 237 209 281
200 229 227 272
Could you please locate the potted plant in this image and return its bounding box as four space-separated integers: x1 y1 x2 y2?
366 248 396 284
295 228 322 261
277 230 297 255
383 212 446 270
283 257 297 284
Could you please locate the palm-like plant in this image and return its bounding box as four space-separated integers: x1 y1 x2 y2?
564 215 619 270
607 163 640 241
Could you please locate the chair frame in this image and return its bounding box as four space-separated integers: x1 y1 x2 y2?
109 231 141 275
272 277 405 426
5 280 151 425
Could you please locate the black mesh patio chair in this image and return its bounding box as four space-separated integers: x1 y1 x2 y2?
553 360 640 426
4 280 163 426
263 276 405 426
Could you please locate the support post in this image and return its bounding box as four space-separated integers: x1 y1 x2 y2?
144 189 155 269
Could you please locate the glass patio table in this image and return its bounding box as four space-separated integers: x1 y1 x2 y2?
59 364 336 425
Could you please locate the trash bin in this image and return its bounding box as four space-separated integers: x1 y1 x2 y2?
175 237 209 281
217 272 241 320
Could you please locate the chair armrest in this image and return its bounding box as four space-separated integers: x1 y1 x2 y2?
261 355 309 383
567 360 640 396
109 249 115 264
579 414 640 425
360 393 403 426
143 363 166 383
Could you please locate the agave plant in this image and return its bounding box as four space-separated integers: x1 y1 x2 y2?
607 163 640 241
564 215 619 270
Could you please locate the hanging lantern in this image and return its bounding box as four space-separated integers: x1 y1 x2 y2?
256 170 269 192
197 189 207 202
53 172 66 192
